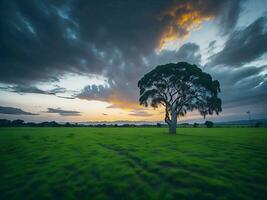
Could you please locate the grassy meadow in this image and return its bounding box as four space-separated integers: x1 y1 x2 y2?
0 127 267 199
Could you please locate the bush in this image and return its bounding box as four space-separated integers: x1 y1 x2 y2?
193 123 199 128
11 119 24 127
255 122 263 127
205 121 214 128
0 119 11 127
156 123 162 127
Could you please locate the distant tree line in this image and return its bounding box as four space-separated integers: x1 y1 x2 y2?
0 119 151 128
0 119 266 128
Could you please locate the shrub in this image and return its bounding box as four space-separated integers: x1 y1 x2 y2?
205 121 214 128
193 123 199 128
156 123 162 127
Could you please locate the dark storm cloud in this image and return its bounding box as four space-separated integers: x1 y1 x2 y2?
0 0 102 84
0 0 242 85
209 15 267 67
1 84 77 99
207 40 217 54
5 85 55 95
0 106 38 115
207 65 267 110
152 43 202 66
228 66 266 84
0 0 249 113
77 42 202 109
204 15 267 117
77 85 112 102
46 108 81 116
217 0 242 35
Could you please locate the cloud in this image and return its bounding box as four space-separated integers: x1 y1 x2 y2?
77 84 140 110
0 0 242 85
0 106 38 115
128 109 154 117
158 0 243 49
152 42 202 66
216 0 243 35
76 42 203 110
207 65 267 110
46 108 81 116
209 15 267 67
77 85 112 102
207 40 217 54
5 85 55 95
1 84 76 99
202 14 267 117
48 85 67 94
1 0 257 117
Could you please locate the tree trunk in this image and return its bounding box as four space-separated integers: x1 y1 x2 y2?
169 123 176 134
168 112 177 134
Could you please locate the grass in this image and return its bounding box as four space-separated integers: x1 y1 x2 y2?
0 127 267 199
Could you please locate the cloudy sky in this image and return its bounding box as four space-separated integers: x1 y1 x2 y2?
0 0 266 123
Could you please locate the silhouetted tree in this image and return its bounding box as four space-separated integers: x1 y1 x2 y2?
11 119 24 127
138 62 222 134
26 122 37 127
50 121 59 127
156 123 162 127
65 122 71 127
193 123 199 128
0 119 11 127
205 121 214 128
39 122 49 127
255 122 263 127
180 123 190 127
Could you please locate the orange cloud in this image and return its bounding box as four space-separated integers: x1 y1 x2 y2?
78 88 141 110
107 93 141 110
158 2 214 50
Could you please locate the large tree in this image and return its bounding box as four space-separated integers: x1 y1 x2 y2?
138 62 222 134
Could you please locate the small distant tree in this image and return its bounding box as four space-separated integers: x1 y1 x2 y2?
255 122 263 128
65 122 71 127
50 121 59 127
156 123 162 127
193 123 199 128
138 62 222 134
181 123 189 127
205 121 214 128
12 119 24 127
0 119 11 127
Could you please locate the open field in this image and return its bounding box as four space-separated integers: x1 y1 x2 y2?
0 128 267 199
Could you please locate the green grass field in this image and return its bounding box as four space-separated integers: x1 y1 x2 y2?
0 128 267 199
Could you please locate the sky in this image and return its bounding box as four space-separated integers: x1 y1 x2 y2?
0 0 267 123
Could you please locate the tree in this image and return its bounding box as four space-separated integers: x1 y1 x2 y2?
193 123 199 128
156 123 162 127
205 121 214 128
255 122 263 128
11 119 24 127
0 119 11 127
138 62 222 134
65 122 71 127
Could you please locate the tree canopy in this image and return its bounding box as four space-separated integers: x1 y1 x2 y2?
138 62 222 133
